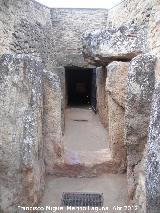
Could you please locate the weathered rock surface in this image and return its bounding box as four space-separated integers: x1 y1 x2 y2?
106 61 129 108
96 66 108 127
54 67 66 135
106 62 129 171
82 25 146 66
125 54 156 210
0 54 62 212
146 82 160 213
43 69 63 174
50 8 108 67
0 54 45 212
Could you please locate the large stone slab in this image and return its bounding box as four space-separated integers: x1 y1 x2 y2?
125 54 156 210
82 25 146 66
96 66 108 128
106 62 129 171
146 82 160 213
106 61 129 108
43 69 63 174
0 54 45 212
0 54 62 212
125 54 156 147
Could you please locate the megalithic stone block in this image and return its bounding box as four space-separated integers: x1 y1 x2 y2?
82 25 146 66
146 82 160 213
125 53 156 210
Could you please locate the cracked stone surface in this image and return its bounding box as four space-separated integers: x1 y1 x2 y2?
106 61 129 172
0 54 62 212
146 82 160 213
106 61 129 108
125 53 156 212
82 24 147 66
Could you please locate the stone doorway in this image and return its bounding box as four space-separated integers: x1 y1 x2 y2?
64 67 105 153
58 67 112 177
65 67 97 112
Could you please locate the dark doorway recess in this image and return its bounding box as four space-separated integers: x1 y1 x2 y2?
65 67 97 111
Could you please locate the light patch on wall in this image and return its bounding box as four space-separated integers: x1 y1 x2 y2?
35 0 121 9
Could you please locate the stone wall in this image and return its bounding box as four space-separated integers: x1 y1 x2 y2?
43 68 63 174
1 0 160 212
0 54 45 212
107 1 160 211
0 54 62 212
146 82 160 213
0 0 109 139
107 0 160 58
107 0 153 27
50 8 108 67
0 2 109 211
0 0 108 70
0 0 55 71
106 62 129 171
125 54 156 212
96 67 108 128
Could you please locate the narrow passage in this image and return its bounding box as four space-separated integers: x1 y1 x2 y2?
63 107 108 151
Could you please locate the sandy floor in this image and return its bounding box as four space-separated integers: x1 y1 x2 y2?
63 107 108 151
40 174 128 213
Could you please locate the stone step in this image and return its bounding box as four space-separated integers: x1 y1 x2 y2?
51 149 126 177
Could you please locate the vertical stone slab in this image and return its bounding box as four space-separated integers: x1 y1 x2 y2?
146 82 160 213
96 66 108 128
125 54 156 209
54 67 66 135
0 54 45 212
43 70 63 174
106 61 129 172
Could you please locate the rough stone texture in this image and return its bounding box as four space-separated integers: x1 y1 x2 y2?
82 25 146 66
0 54 62 212
106 62 129 172
52 67 67 137
125 54 156 211
1 0 160 211
148 4 160 64
134 147 147 213
107 0 160 68
0 0 55 71
146 82 160 213
0 54 45 212
43 69 63 174
96 66 108 128
50 8 108 67
106 62 129 108
96 1 160 210
147 2 160 80
0 1 108 69
0 1 109 145
107 0 154 27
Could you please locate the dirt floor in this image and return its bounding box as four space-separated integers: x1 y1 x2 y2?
40 107 128 212
40 174 128 213
63 107 108 151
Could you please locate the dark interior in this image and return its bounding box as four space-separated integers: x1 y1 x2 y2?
65 67 93 106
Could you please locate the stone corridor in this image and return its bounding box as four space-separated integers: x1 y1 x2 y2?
1 0 160 212
63 107 108 151
39 107 127 212
40 174 127 213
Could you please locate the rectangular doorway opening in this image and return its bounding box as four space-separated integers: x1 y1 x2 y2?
65 67 97 112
